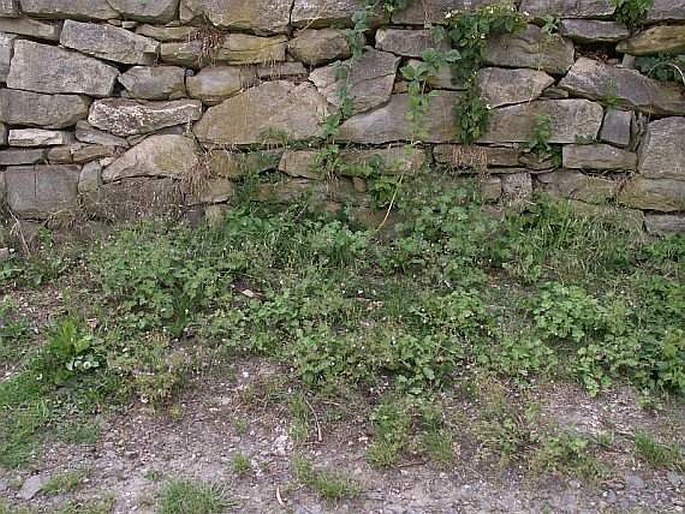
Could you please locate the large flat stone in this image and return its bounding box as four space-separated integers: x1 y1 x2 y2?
434 144 521 168
309 48 399 115
75 121 129 147
485 24 575 75
559 20 629 43
480 99 604 144
647 0 685 23
519 0 615 18
338 91 461 144
108 0 179 23
194 81 328 145
0 32 16 81
102 134 198 182
6 41 119 97
0 148 46 165
180 0 292 34
291 0 361 28
5 164 80 218
88 98 203 137
638 117 685 180
563 144 637 170
119 66 186 100
186 66 253 105
617 25 685 55
645 214 685 235
161 34 287 66
536 169 617 204
560 57 685 116
207 149 282 178
135 24 195 42
18 0 118 20
60 20 159 65
8 129 72 147
619 178 685 212
477 67 554 108
0 89 90 129
288 29 351 66
375 28 450 58
0 17 61 41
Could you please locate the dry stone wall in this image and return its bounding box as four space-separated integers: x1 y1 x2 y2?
0 0 684 234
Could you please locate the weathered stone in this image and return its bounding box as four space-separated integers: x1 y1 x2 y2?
160 40 203 66
0 0 17 17
647 0 685 23
291 0 361 28
119 66 186 100
560 57 685 116
18 475 50 501
85 177 184 220
161 34 287 66
485 25 575 75
338 91 461 144
180 0 291 34
72 144 114 163
0 90 90 129
481 177 502 202
5 165 80 218
619 178 685 212
477 67 554 108
135 24 195 42
88 98 203 137
502 172 533 205
0 122 5 145
288 29 351 66
0 148 46 165
187 177 235 205
255 62 308 80
60 20 158 65
536 169 617 204
434 144 521 168
563 144 637 170
8 129 72 147
108 0 179 23
480 99 604 144
645 214 685 235
186 66 252 105
310 48 399 115
639 117 685 181
617 25 685 56
392 0 497 25
404 59 465 90
0 17 61 41
126 125 185 146
18 0 118 20
559 20 629 43
0 32 15 81
46 145 74 163
375 28 450 58
207 149 282 178
102 134 198 182
75 121 129 147
194 81 328 145
519 0 615 19
7 41 119 97
78 160 101 194
600 109 633 148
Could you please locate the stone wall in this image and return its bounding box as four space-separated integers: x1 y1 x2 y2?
0 0 684 234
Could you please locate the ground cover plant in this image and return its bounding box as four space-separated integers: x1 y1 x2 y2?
0 174 683 512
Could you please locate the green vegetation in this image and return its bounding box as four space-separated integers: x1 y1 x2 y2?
612 0 653 29
633 432 685 471
635 54 685 86
43 469 88 495
158 479 233 514
231 453 253 477
292 457 361 502
1 172 683 478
